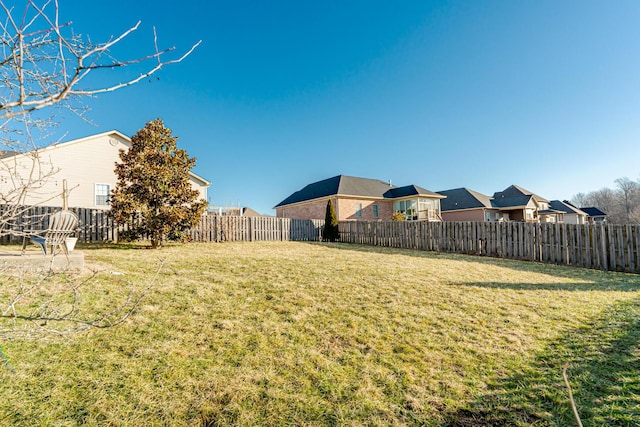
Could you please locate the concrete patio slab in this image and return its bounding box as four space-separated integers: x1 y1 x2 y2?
0 249 84 271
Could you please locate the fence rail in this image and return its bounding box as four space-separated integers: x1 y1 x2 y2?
189 215 324 242
2 205 639 273
0 206 323 244
338 220 640 274
0 205 118 243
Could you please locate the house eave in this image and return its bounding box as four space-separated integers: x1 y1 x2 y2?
274 195 333 210
385 194 446 201
442 206 494 213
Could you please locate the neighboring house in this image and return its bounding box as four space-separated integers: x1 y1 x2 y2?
580 207 607 223
492 185 563 223
209 206 268 217
437 187 501 222
274 175 445 221
549 200 588 225
0 130 210 209
438 184 564 223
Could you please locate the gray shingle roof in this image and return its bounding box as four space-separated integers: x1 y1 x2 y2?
493 184 549 203
275 175 392 207
384 185 444 199
580 207 607 217
0 150 20 159
549 200 586 215
275 175 441 208
491 195 533 209
437 188 492 211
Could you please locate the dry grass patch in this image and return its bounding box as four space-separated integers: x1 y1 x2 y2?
0 241 639 426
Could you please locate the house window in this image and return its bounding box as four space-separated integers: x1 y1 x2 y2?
394 198 439 220
394 200 417 220
372 204 379 218
355 203 363 217
95 183 110 206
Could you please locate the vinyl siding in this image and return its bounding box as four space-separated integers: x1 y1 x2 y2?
0 132 208 209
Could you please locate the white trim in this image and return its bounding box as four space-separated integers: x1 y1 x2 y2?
94 182 111 207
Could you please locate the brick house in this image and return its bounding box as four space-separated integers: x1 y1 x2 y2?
274 175 444 221
438 184 565 223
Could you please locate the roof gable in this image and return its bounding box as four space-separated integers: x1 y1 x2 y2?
493 184 549 203
275 175 343 207
337 175 394 197
491 194 533 209
549 200 587 215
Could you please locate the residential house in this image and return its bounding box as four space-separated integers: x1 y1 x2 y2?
209 206 268 217
549 200 588 224
492 185 563 223
274 175 445 221
580 207 607 223
439 184 564 223
0 130 210 209
437 187 502 221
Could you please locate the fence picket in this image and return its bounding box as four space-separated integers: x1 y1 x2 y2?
3 205 639 273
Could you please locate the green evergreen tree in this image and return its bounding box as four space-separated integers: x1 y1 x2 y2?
323 199 339 242
110 119 207 248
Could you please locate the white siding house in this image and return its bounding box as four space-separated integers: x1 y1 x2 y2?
0 130 210 209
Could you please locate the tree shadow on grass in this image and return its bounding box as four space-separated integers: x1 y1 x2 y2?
443 296 640 426
314 242 640 292
76 242 168 251
448 280 639 293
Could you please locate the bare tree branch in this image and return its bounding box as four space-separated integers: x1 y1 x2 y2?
563 362 583 427
0 0 200 120
1 0 200 238
0 258 165 339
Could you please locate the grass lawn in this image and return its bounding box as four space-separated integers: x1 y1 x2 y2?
1 241 639 426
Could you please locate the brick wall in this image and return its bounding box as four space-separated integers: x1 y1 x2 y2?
336 198 393 220
276 199 330 220
441 209 486 222
276 197 395 221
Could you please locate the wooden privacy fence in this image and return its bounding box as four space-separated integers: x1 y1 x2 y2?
189 215 324 242
0 205 118 243
0 206 323 244
3 205 640 273
339 220 640 273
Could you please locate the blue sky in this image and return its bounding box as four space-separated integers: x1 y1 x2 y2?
38 1 640 213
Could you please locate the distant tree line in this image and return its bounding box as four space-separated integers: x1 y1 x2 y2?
572 177 640 224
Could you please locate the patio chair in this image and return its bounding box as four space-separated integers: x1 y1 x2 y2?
21 210 79 261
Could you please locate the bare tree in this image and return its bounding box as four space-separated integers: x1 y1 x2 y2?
575 181 640 224
588 188 613 208
0 0 200 236
570 192 589 209
0 0 200 121
614 177 640 224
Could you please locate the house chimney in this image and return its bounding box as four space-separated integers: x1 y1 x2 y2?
388 179 392 187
